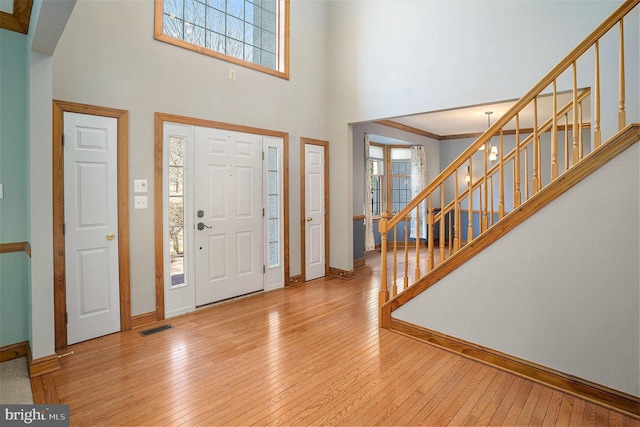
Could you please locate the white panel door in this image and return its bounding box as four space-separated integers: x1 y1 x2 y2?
305 144 326 280
64 112 120 345
194 127 264 305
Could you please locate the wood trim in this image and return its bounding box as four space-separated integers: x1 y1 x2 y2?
374 120 443 140
0 341 29 363
382 124 640 313
153 0 290 80
353 215 365 221
154 113 291 312
52 100 131 350
375 120 591 141
0 0 33 34
390 318 640 418
153 114 165 321
353 257 365 268
0 241 31 257
329 267 355 280
300 137 330 281
31 373 60 404
130 312 159 329
29 354 60 378
288 274 302 285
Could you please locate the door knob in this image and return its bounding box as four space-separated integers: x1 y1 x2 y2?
106 232 116 240
197 222 212 230
306 217 312 222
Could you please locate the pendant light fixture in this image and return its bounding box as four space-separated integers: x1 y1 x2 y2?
486 111 498 162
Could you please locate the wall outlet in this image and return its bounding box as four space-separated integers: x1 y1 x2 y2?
134 179 147 193
134 196 148 209
229 69 236 80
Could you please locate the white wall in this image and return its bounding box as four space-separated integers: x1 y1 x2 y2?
29 51 55 359
50 0 330 315
394 142 640 397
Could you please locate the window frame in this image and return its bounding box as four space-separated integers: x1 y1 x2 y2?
168 135 186 289
154 0 290 80
369 143 413 218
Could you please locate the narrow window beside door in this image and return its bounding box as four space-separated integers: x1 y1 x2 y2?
267 146 280 267
169 135 186 288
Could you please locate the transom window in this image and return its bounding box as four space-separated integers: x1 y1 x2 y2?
369 144 412 217
155 0 290 79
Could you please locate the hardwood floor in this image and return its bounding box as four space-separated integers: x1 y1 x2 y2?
35 252 639 426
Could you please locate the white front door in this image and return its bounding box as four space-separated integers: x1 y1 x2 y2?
64 112 120 345
194 127 264 305
305 143 326 280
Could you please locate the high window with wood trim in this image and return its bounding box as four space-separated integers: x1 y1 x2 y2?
155 0 290 79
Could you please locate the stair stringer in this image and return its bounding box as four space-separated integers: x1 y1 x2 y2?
383 126 640 411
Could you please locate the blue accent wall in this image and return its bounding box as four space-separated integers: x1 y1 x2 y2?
0 28 31 347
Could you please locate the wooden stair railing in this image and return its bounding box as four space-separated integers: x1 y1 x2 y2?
378 0 639 321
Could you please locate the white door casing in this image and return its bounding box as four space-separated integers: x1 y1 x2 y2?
193 127 264 305
304 143 326 281
64 112 120 345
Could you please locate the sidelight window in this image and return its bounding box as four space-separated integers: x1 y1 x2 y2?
169 136 186 288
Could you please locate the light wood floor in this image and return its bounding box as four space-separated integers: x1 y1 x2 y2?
34 252 639 426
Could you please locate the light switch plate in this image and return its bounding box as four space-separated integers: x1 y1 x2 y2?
134 179 148 193
134 196 148 209
0 184 3 199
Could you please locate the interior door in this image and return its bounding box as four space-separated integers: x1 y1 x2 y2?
304 143 326 280
64 112 120 345
194 127 264 305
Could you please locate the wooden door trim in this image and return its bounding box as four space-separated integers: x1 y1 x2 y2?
52 100 130 350
154 112 290 319
300 137 330 281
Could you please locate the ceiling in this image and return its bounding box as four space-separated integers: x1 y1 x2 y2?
372 90 590 143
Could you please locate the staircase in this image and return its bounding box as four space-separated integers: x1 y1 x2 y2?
377 0 640 417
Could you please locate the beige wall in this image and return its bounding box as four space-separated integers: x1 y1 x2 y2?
51 0 330 315
29 0 637 359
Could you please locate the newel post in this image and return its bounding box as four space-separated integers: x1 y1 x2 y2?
378 212 389 314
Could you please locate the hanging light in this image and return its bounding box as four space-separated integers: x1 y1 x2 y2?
485 111 498 162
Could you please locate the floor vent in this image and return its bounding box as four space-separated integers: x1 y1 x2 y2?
139 324 173 337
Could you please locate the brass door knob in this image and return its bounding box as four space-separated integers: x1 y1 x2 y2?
106 232 116 240
306 217 312 222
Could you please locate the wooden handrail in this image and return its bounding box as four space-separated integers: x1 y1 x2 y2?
379 0 639 314
0 241 31 257
384 0 638 232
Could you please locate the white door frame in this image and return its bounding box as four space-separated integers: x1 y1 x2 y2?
52 100 130 350
154 113 290 319
300 137 329 281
